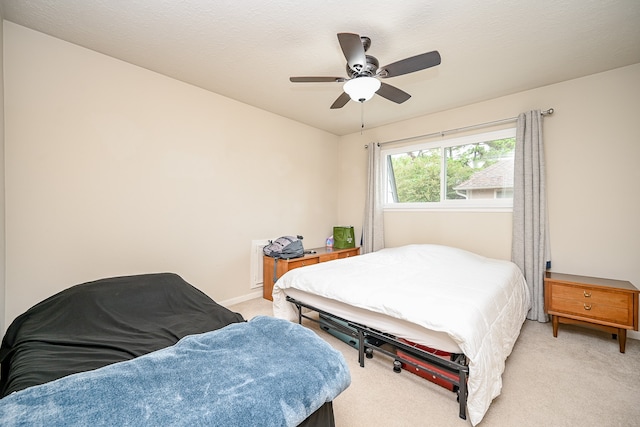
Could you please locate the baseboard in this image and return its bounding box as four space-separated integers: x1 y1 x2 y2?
219 290 263 307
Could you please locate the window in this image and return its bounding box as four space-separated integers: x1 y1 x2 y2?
382 128 516 211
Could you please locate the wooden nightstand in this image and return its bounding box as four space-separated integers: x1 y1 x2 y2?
262 246 360 301
544 272 639 353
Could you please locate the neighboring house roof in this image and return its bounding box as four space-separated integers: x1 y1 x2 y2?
454 159 514 190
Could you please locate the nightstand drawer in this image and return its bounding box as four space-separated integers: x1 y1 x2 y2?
550 283 629 306
337 248 359 259
287 258 320 270
549 297 632 326
319 253 340 262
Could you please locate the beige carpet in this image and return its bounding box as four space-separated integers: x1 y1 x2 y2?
228 298 640 427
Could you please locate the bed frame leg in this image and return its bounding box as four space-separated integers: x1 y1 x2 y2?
458 368 468 420
357 329 365 367
292 302 302 324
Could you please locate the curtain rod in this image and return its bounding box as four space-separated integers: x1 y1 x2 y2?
366 108 554 148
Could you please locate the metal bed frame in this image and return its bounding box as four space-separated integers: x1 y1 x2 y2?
287 296 470 420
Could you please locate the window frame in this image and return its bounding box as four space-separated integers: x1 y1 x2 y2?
381 128 517 212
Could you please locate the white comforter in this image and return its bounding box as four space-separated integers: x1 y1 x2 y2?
272 244 530 426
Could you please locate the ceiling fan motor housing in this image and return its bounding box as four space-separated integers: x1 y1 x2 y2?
347 55 379 78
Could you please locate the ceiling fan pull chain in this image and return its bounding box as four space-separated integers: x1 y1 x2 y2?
360 101 365 133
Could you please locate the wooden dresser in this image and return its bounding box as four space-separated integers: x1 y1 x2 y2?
263 246 360 301
544 272 639 353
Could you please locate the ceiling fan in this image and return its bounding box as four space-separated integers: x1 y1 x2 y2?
290 32 441 109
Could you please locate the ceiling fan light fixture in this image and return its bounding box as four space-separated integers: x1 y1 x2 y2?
343 77 381 103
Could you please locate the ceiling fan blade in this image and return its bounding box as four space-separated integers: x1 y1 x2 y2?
290 76 346 83
330 92 351 109
380 50 441 78
337 33 366 72
376 82 411 104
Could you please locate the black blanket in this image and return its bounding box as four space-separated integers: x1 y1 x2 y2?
0 272 245 397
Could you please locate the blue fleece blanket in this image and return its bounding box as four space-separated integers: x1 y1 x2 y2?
0 316 350 426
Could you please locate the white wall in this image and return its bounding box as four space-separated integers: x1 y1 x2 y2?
338 63 640 339
3 22 340 329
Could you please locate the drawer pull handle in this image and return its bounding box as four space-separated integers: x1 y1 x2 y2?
583 291 591 297
583 303 592 311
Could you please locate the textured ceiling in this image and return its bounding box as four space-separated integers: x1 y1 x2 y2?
2 0 639 136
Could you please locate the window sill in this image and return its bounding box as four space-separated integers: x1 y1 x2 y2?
384 202 513 213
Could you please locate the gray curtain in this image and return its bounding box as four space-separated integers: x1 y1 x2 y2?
511 110 550 322
362 143 384 254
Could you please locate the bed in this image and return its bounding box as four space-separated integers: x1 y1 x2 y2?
272 244 531 426
0 273 350 426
